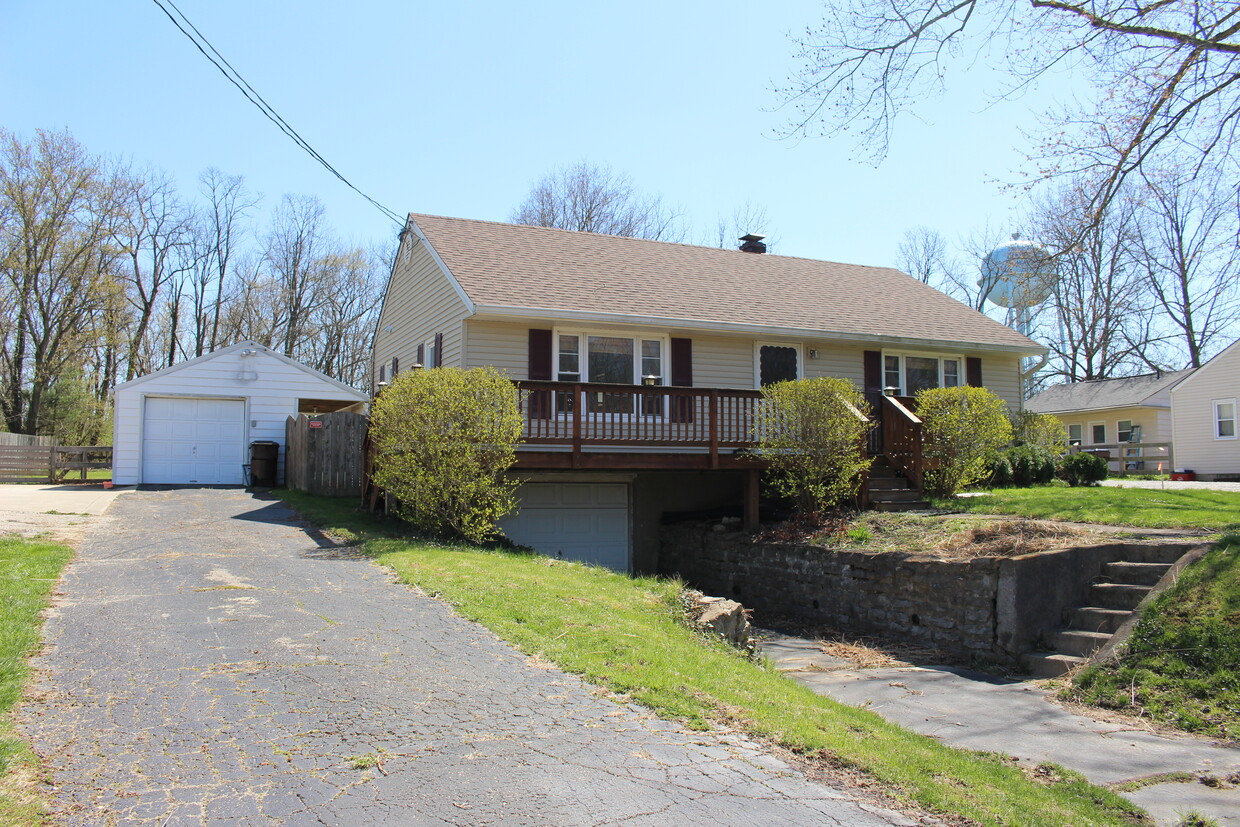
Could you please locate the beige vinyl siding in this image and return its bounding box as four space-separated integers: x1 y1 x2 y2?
981 354 1023 412
804 342 866 387
373 237 471 380
1053 406 1173 447
464 319 529 378
1171 341 1240 477
690 335 754 388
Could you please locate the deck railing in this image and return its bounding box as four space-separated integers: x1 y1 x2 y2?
517 380 763 460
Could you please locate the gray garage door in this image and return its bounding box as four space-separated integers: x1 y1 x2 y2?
498 483 630 571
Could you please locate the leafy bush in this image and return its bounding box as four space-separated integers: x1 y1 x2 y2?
990 444 1057 487
916 386 1013 497
1060 452 1108 487
752 377 872 513
1012 410 1069 457
368 366 523 542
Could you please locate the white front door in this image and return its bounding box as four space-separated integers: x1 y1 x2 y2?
498 483 630 571
142 397 246 485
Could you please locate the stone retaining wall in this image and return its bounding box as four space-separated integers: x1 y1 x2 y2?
658 523 1198 665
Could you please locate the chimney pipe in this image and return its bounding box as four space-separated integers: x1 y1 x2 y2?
739 233 767 254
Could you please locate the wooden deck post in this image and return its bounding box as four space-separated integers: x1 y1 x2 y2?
743 468 760 532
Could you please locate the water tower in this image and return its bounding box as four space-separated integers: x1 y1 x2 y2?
978 233 1054 336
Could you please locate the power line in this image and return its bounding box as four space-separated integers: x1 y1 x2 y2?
149 0 405 226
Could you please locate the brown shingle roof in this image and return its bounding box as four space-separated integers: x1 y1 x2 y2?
410 214 1042 352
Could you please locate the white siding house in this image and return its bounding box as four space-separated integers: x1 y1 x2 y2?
1170 339 1240 480
112 342 369 486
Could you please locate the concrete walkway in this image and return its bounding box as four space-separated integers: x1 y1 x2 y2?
0 483 129 542
762 632 1240 827
1100 478 1240 493
19 489 915 826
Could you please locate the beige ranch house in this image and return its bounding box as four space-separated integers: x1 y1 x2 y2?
372 214 1044 571
1025 369 1193 475
1170 339 1240 480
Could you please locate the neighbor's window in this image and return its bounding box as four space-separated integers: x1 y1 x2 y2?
1216 399 1237 439
1067 423 1082 446
883 352 963 395
1118 420 1134 442
1091 422 1107 444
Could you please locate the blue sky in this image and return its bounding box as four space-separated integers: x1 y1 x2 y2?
3 0 1072 268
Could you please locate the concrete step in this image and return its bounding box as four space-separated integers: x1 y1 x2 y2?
1052 629 1113 658
873 500 932 513
1067 606 1133 634
867 488 923 502
1088 582 1152 610
1024 652 1088 679
1122 544 1194 564
1103 561 1171 586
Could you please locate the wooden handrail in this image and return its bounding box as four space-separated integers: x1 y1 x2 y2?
881 394 924 493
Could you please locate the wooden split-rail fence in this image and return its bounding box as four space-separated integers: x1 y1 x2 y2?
0 439 113 484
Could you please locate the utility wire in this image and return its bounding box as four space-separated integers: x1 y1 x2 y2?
149 0 405 226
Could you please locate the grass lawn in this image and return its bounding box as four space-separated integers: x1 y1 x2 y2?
937 486 1240 531
1067 535 1240 740
0 537 73 826
278 490 1148 827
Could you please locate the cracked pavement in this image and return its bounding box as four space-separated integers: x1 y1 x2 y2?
19 489 915 825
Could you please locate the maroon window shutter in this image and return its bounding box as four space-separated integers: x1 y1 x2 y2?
669 337 693 423
378 364 385 383
528 329 553 380
670 338 693 386
434 332 444 367
392 357 399 376
527 329 554 420
966 357 983 387
416 343 424 367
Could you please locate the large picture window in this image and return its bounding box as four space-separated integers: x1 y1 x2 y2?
554 330 667 415
882 352 964 396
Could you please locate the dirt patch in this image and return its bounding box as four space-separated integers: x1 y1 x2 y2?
0 511 99 545
761 513 1103 560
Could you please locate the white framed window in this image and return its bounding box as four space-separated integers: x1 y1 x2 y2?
1067 423 1082 446
553 329 669 416
881 351 964 396
1090 421 1106 444
1215 399 1237 440
1117 420 1134 443
755 342 803 387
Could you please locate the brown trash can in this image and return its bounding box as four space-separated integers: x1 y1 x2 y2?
249 441 279 487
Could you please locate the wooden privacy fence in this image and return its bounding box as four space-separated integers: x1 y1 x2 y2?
0 444 112 483
0 433 53 447
285 412 368 497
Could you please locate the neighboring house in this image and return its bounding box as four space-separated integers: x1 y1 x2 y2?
372 214 1044 571
1170 339 1240 480
112 341 369 487
1026 369 1194 472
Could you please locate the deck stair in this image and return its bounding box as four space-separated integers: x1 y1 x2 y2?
866 457 930 512
1024 547 1185 678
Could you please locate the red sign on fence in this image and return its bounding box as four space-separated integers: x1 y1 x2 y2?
309 420 324 429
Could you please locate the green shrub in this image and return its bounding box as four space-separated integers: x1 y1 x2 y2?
1012 410 1070 457
369 366 523 542
917 386 1013 497
989 453 1015 487
752 377 872 513
1060 452 1108 487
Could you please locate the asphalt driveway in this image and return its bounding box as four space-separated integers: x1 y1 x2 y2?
19 489 911 826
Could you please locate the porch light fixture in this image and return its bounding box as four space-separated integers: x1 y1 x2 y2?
411 362 424 370
808 348 819 359
641 374 659 386
883 386 899 397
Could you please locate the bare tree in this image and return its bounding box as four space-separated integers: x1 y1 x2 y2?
896 226 950 283
784 0 1240 225
0 129 126 434
113 167 195 380
512 162 686 240
1028 180 1147 381
189 169 254 357
711 201 775 251
1133 166 1240 368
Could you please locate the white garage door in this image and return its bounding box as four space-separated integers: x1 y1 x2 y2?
498 483 630 571
142 397 246 485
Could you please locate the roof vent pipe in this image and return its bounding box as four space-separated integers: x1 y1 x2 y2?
738 233 767 254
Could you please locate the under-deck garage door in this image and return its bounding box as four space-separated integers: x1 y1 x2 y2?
498 483 630 571
141 397 246 485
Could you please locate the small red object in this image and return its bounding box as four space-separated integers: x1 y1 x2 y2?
1169 471 1196 481
309 420 324 428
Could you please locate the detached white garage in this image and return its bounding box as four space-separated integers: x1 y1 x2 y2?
112 341 369 486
